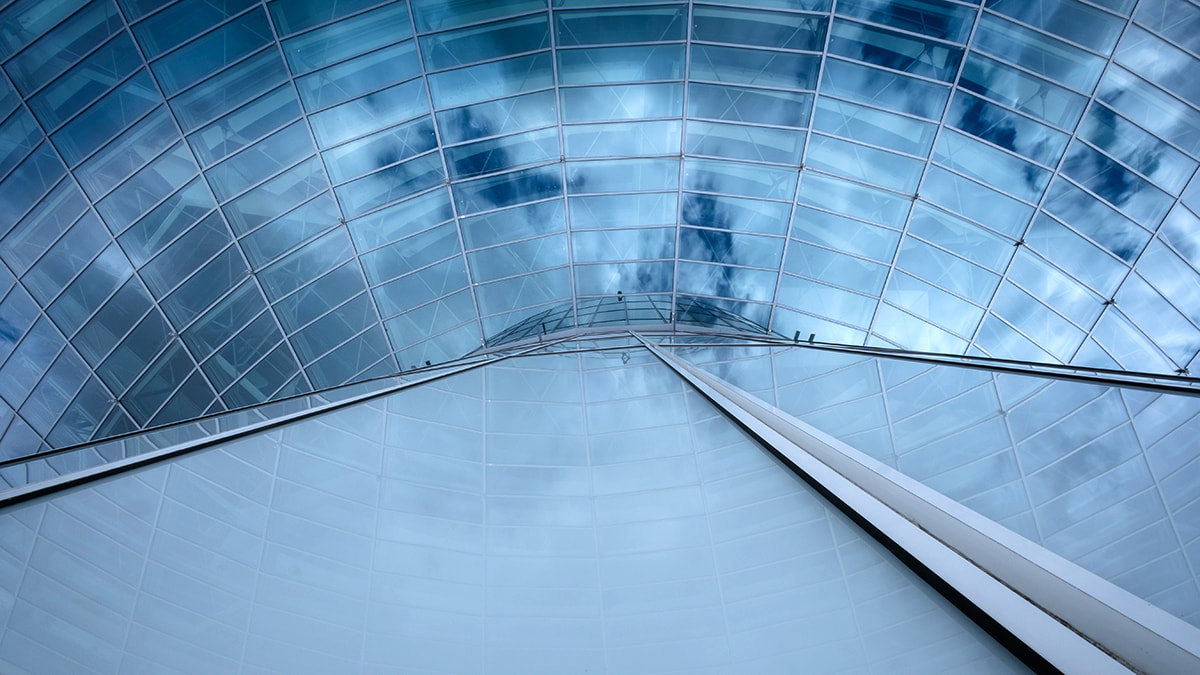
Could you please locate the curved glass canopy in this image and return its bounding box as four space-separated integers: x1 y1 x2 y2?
2 0 1200 456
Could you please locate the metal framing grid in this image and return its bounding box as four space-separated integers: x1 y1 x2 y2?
6 327 1200 670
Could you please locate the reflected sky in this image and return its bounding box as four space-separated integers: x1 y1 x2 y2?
3 0 1200 454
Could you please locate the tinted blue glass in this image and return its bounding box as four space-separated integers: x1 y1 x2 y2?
439 90 558 144
821 57 949 119
461 199 565 249
422 14 550 70
468 233 568 283
410 0 545 32
813 96 937 156
688 82 811 127
556 5 686 45
4 0 122 95
792 205 900 263
446 127 559 179
692 6 827 50
973 14 1105 93
28 32 141 131
335 151 445 218
957 52 1086 130
685 121 803 165
134 0 257 57
267 0 382 36
362 222 463 285
829 19 963 82
323 116 437 184
677 261 777 302
947 91 1069 167
296 40 421 112
280 2 412 75
454 166 563 214
52 69 160 166
558 44 685 84
309 77 429 148
806 133 923 193
170 49 289 132
690 43 820 90
189 85 302 167
572 227 674 262
836 0 974 42
1060 142 1173 228
428 52 554 109
151 8 273 96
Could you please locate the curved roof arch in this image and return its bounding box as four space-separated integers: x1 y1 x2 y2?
1 0 1199 455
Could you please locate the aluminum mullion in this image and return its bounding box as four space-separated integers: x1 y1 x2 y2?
110 0 318 409
0 335 565 508
256 2 402 388
402 0 488 359
765 0 834 334
0 64 137 457
666 0 696 329
638 333 1187 675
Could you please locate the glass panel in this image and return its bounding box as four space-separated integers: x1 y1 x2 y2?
428 52 554 109
189 85 302 168
690 43 820 91
685 120 804 166
468 233 568 283
986 0 1125 53
947 91 1069 167
295 40 421 112
570 193 676 230
973 13 1106 93
563 82 682 122
169 49 289 132
820 57 949 120
445 127 559 179
558 44 685 84
566 158 678 194
421 14 550 71
678 344 1200 627
958 52 1086 130
572 227 674 262
0 350 1029 671
806 133 923 193
322 116 438 184
677 261 777 302
410 0 544 33
267 0 381 36
308 77 429 148
566 119 680 158
556 6 686 46
280 2 412 75
460 199 564 250
28 32 141 132
151 8 273 97
683 193 790 235
692 5 827 51
813 96 937 156
683 157 797 201
836 0 974 43
52 69 160 166
3 0 122 95
679 227 784 269
828 18 962 82
934 129 1050 204
438 90 558 144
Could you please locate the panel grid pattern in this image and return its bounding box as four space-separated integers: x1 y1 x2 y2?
2 0 1200 459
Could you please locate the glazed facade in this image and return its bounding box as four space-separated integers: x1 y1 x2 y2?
2 0 1200 456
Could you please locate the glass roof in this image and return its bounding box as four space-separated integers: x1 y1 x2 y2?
2 0 1200 457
